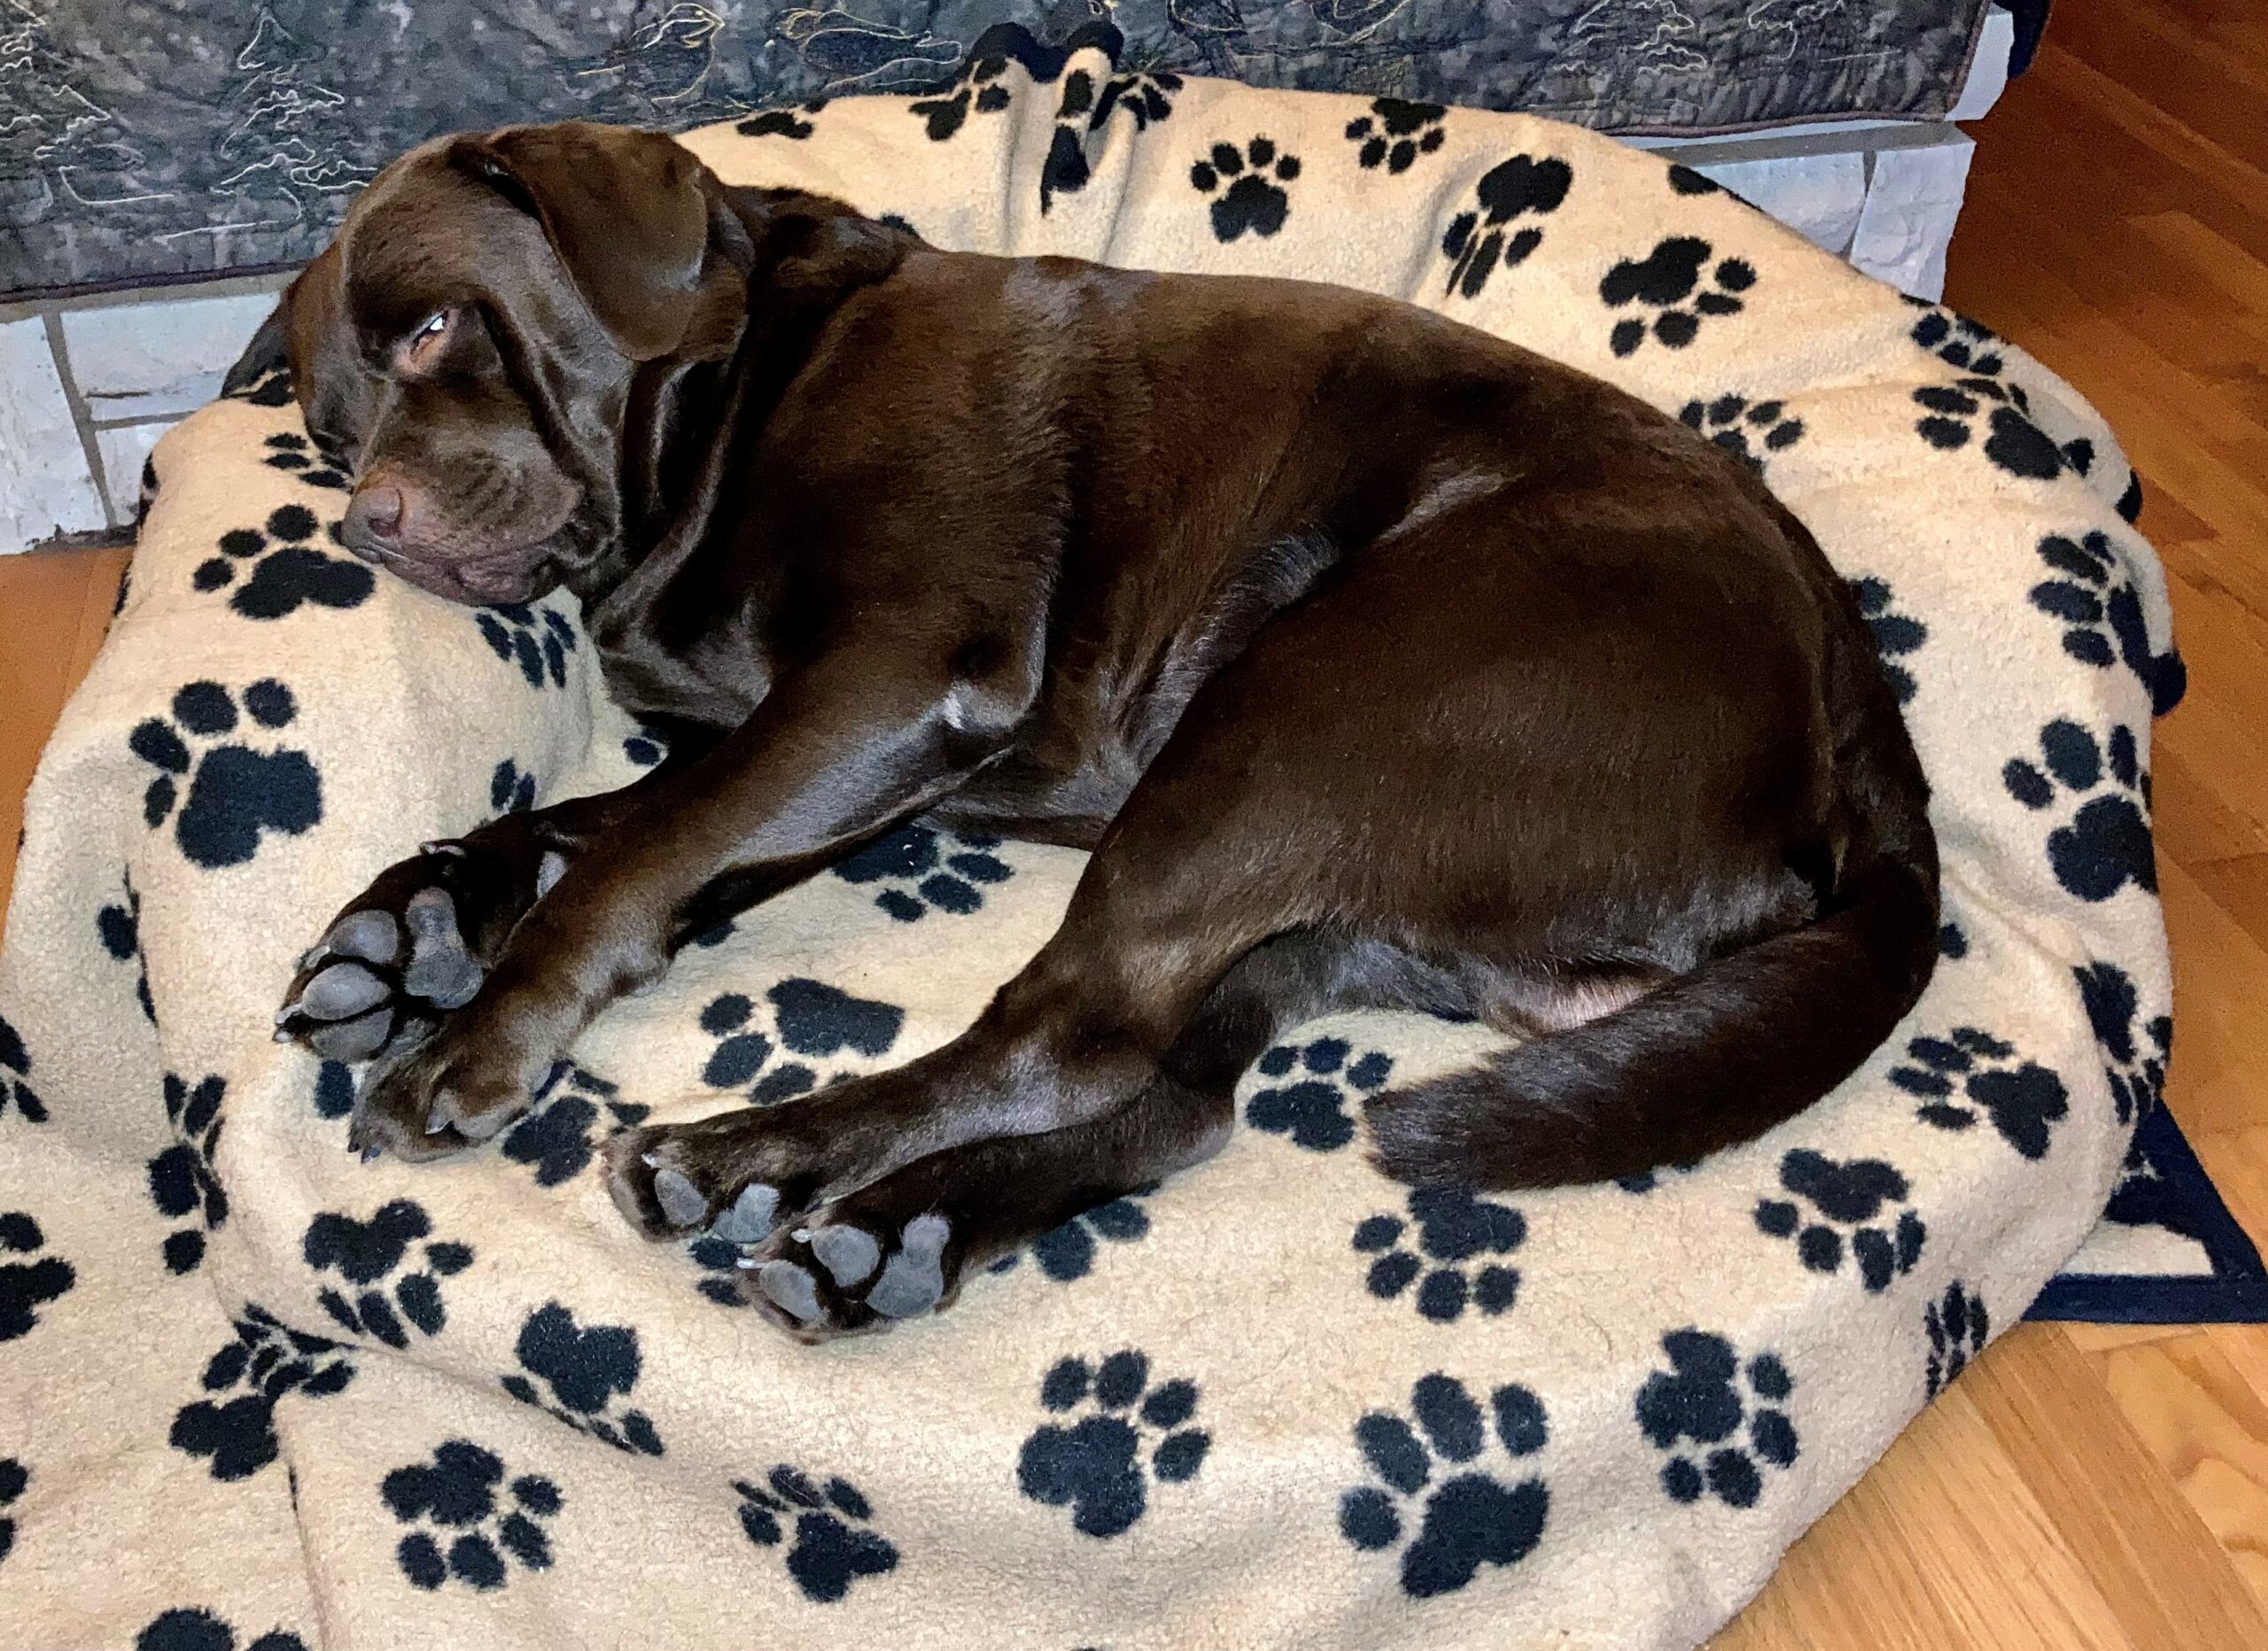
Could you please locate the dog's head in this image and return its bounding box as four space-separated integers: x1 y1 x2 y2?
226 122 753 604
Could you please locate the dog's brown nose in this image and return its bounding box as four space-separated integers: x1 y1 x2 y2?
341 483 406 558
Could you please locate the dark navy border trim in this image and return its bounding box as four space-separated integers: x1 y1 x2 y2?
2028 1105 2268 1324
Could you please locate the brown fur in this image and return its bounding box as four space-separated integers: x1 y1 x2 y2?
240 122 1938 1339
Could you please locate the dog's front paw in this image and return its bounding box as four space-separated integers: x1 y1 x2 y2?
276 841 544 1060
348 1008 554 1162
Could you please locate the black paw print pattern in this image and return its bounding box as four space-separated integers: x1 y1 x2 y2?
489 757 536 816
0 1454 22 1565
698 978 905 1104
735 1466 900 1602
1753 1149 1926 1292
169 1306 354 1482
1939 917 1969 959
832 823 1012 920
1191 137 1301 243
149 1073 229 1273
381 1440 560 1591
193 503 371 620
135 453 159 530
2031 531 2186 716
129 680 322 869
1340 1374 1549 1600
1353 1189 1525 1322
0 1211 74 1343
1037 72 1101 214
501 1303 663 1456
502 1063 649 1187
911 50 1013 142
1246 1036 1392 1151
1441 154 1572 299
134 1608 308 1651
736 98 827 140
2002 719 2155 902
302 1199 473 1348
1912 378 2092 482
1616 1160 1699 1195
1751 1147 1914 1288
1924 1281 1990 1398
0 1012 42 1123
1907 298 2006 376
1666 162 1724 197
1601 236 1754 357
311 1058 356 1120
2075 959 2171 1125
1346 97 1446 173
1636 1330 1798 1508
1678 393 1805 476
623 723 670 768
259 430 348 490
223 364 293 407
1033 60 1183 213
1090 67 1179 133
688 1234 755 1308
97 873 155 1022
475 603 579 690
1019 1351 1208 1539
989 1186 1154 1283
1888 1028 2070 1159
1847 576 1927 705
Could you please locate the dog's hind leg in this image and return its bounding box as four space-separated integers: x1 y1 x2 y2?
646 929 1464 1339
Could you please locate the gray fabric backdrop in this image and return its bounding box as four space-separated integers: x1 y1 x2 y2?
0 3 1989 299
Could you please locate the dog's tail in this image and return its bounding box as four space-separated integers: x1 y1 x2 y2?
1364 601 1940 1191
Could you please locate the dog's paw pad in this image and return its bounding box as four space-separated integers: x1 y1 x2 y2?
402 888 483 1010
653 1166 711 1229
759 1260 826 1323
307 1005 394 1062
709 1182 780 1245
305 908 401 970
293 959 391 1022
811 1223 881 1288
867 1214 950 1319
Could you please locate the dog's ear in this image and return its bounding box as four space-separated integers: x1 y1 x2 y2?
448 122 723 361
222 291 292 396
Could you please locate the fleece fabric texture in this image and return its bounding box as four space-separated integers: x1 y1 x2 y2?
0 38 2182 1651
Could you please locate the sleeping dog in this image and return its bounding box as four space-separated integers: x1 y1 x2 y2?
242 120 1938 1340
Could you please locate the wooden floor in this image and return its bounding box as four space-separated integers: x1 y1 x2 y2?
1 3 2264 1644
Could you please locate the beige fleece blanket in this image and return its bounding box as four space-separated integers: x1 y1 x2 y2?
0 34 2180 1651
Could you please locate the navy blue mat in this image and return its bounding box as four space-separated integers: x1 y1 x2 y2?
2029 1104 2268 1324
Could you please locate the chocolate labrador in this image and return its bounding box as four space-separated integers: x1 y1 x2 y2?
237 121 1938 1339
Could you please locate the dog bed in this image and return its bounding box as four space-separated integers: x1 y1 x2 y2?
0 30 2182 1651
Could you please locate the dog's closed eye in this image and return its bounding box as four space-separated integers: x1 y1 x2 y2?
396 308 456 377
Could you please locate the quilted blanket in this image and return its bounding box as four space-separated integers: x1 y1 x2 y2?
0 5 1997 299
0 40 2180 1651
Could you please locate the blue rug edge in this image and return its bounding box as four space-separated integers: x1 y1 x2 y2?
2026 1103 2268 1324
